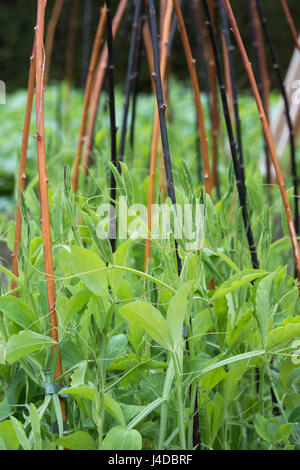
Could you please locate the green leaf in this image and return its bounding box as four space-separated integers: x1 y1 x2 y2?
104 394 126 427
109 240 131 296
120 300 172 349
61 246 108 296
210 392 224 444
273 424 294 444
166 281 194 348
200 367 227 393
0 399 11 420
59 385 96 401
254 414 272 443
201 350 265 375
127 397 165 429
0 296 38 331
101 426 142 450
5 330 56 363
211 269 267 301
0 420 19 450
29 403 42 450
267 316 300 349
59 288 92 327
255 273 274 347
10 416 31 450
56 431 97 450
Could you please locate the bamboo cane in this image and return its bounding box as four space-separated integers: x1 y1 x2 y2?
11 44 36 294
202 0 260 270
147 0 182 275
248 0 271 185
72 6 107 192
35 0 66 422
280 0 300 51
255 0 299 236
173 0 212 195
222 0 300 287
44 0 64 87
218 0 246 187
118 0 144 163
106 0 118 252
82 0 128 176
208 0 220 195
144 0 173 272
129 9 146 154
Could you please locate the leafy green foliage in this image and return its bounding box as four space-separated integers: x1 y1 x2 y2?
0 83 300 450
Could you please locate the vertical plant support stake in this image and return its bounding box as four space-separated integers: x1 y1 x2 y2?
35 0 66 421
44 0 64 87
147 0 182 275
72 6 107 192
82 0 128 175
280 0 300 51
118 0 144 163
222 0 300 287
11 44 36 294
144 0 173 272
255 0 299 237
106 0 118 252
202 0 260 270
172 0 212 196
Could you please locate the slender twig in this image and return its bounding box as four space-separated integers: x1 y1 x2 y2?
118 0 144 163
147 0 182 275
72 6 107 192
11 43 36 294
280 0 300 51
222 0 300 287
106 0 118 252
35 0 66 422
44 0 64 87
248 0 271 185
144 0 173 272
82 0 128 175
173 0 212 196
255 0 299 236
202 0 260 270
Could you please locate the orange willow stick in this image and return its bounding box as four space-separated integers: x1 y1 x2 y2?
35 0 66 421
11 45 36 294
280 0 300 51
72 6 107 192
208 0 219 194
44 0 64 86
82 0 128 175
144 0 173 272
172 0 212 195
223 0 300 287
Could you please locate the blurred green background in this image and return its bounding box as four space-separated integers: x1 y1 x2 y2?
0 0 300 93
